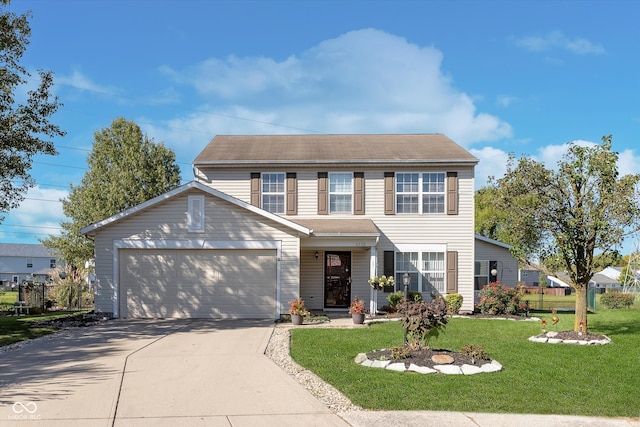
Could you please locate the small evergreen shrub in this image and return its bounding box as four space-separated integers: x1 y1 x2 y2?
476 282 526 315
601 292 635 309
445 293 463 314
387 291 404 309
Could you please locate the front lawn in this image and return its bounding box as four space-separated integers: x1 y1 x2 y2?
0 311 86 347
290 309 640 417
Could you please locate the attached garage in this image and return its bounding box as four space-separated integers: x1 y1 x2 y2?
80 182 310 320
119 248 277 319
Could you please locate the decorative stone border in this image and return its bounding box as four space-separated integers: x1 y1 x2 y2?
354 352 503 375
528 331 611 345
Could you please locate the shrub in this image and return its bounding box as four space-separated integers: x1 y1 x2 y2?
408 291 423 302
387 291 404 309
460 344 488 363
396 296 448 347
445 293 463 314
476 282 526 315
601 292 635 309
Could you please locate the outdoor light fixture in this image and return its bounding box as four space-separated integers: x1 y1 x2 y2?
491 268 498 277
403 273 410 299
314 251 319 260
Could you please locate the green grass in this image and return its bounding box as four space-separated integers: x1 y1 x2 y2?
0 310 86 347
521 293 640 311
290 309 640 418
0 290 18 311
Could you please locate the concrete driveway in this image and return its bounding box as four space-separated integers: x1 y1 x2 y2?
0 319 350 427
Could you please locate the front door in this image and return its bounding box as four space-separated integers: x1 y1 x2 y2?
324 251 351 308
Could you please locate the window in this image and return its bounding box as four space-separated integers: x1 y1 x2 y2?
329 172 352 213
475 261 489 293
50 259 56 268
422 252 445 293
395 247 446 294
26 258 33 268
396 172 445 214
261 172 285 214
188 195 205 232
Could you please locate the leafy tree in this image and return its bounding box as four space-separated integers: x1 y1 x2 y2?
492 136 640 331
475 185 511 243
42 118 181 266
0 0 65 222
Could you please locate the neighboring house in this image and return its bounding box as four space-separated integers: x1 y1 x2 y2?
599 266 622 281
0 244 58 291
81 134 479 319
473 235 518 300
519 268 541 287
589 273 621 293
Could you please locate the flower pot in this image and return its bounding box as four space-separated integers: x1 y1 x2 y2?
352 313 365 324
291 314 303 325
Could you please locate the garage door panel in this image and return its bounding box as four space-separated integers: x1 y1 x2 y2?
120 249 276 319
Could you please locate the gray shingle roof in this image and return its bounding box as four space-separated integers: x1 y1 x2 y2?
194 134 478 167
0 243 56 258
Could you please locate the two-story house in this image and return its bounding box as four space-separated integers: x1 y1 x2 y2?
81 134 478 319
0 243 58 291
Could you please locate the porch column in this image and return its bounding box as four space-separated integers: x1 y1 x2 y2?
369 247 377 315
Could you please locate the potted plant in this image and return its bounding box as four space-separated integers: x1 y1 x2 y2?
349 296 366 324
288 297 309 325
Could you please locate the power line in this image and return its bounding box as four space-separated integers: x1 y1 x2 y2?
0 224 62 230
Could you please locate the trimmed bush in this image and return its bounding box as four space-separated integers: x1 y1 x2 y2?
445 293 463 314
476 282 526 315
387 291 404 309
601 292 635 309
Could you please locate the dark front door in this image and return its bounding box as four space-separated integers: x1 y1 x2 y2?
324 251 351 308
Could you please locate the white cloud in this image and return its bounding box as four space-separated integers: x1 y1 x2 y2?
57 69 120 95
158 29 512 146
497 95 519 107
469 146 510 189
514 31 605 55
7 186 67 239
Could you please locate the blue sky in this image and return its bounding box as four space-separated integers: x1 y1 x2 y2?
3 0 640 255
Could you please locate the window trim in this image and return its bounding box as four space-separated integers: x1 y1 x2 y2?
187 195 205 233
26 258 33 268
261 172 286 214
394 244 447 294
328 172 354 214
395 171 446 214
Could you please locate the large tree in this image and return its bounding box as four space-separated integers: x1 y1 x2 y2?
42 118 182 267
0 0 65 222
493 136 640 331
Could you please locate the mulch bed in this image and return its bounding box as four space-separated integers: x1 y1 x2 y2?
365 347 491 369
364 313 608 369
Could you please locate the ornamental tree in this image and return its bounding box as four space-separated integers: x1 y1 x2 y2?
492 136 640 331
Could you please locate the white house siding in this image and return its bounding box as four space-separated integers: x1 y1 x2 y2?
92 189 301 318
474 239 519 287
196 166 476 312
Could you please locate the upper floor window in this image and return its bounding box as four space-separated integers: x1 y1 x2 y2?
396 172 445 214
329 172 353 214
262 172 285 214
26 258 33 268
50 259 56 268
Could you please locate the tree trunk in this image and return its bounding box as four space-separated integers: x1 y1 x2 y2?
574 286 588 332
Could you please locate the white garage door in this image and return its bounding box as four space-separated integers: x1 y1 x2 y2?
119 249 277 319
